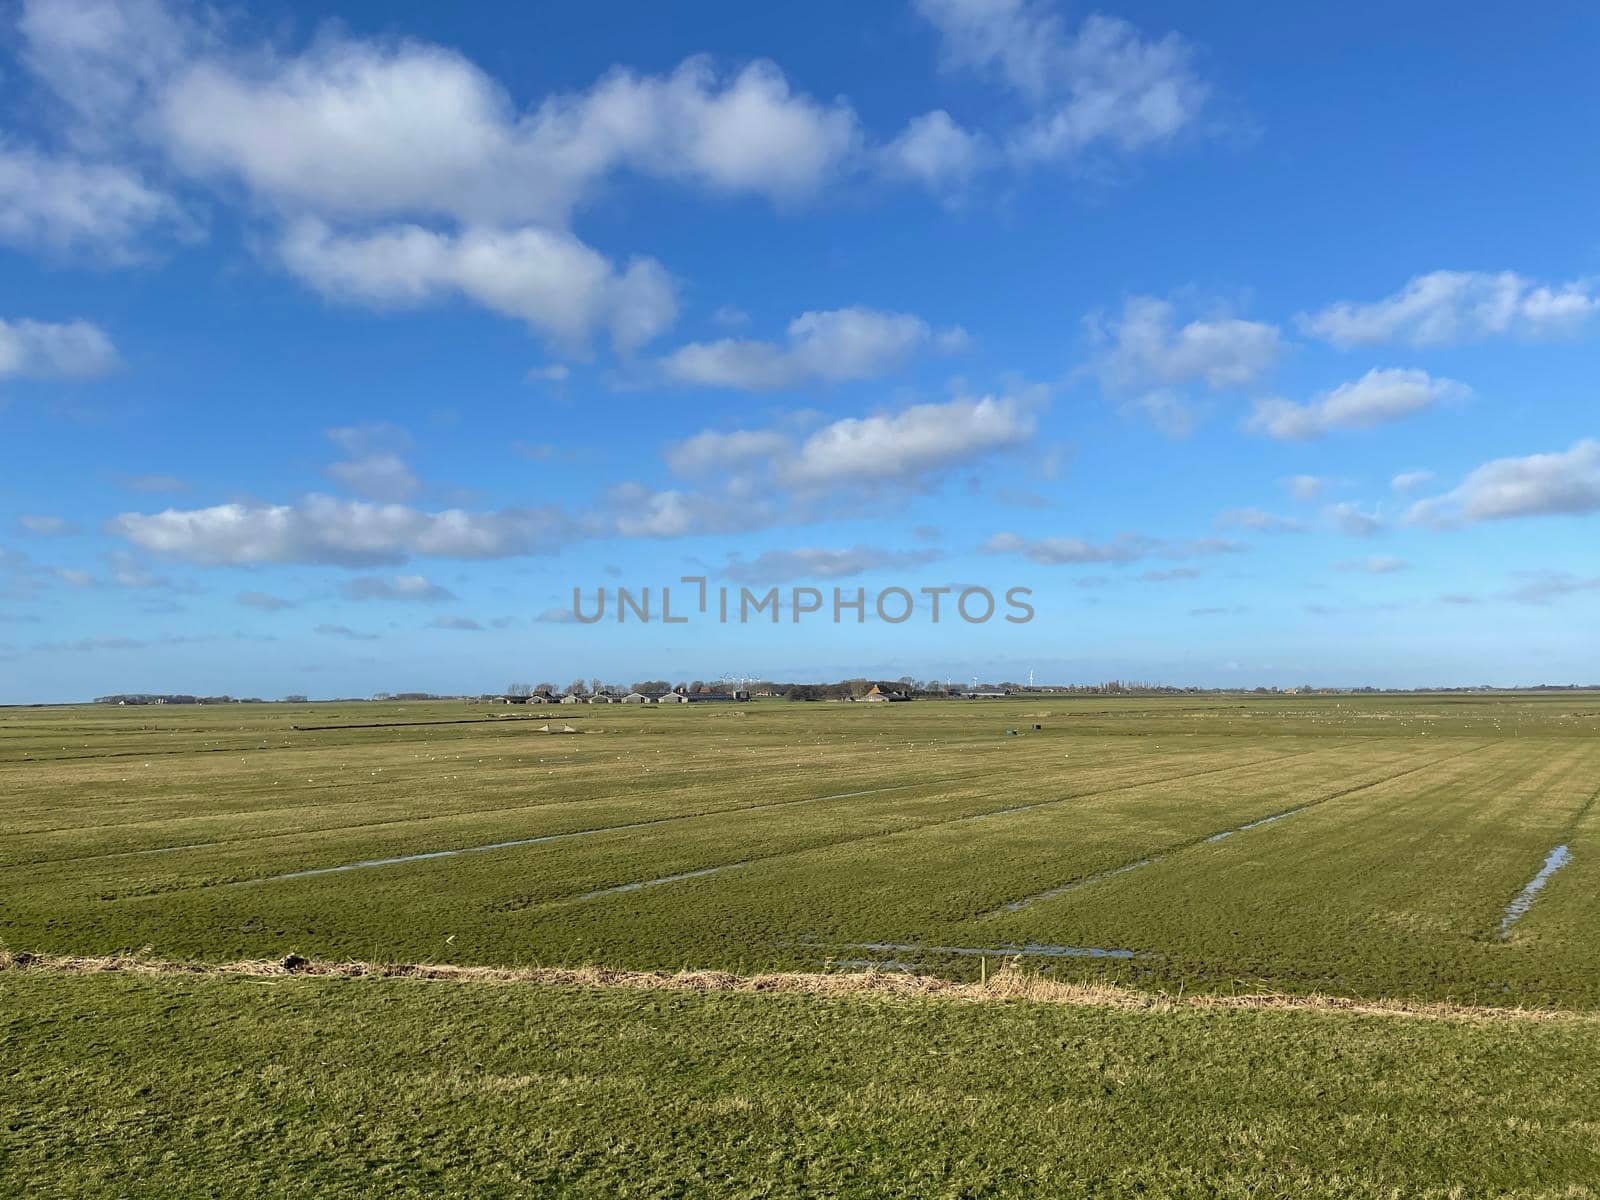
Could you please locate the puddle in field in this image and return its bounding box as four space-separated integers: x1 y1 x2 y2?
843 941 1140 960
995 858 1156 914
1205 805 1309 843
993 802 1320 915
1499 845 1572 938
576 862 746 900
237 784 906 885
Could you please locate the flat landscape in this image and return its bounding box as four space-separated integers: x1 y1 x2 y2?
5 694 1598 1001
5 694 1600 1195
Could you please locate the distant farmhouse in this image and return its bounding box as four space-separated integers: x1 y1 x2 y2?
860 684 911 703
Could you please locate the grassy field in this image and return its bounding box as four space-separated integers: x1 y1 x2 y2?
4 694 1599 1195
4 694 1598 1004
6 969 1600 1198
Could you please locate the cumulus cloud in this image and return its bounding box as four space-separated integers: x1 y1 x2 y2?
1406 439 1600 528
881 110 989 189
1391 469 1434 493
663 429 793 476
1246 368 1467 440
0 317 119 379
915 1 1210 163
280 220 677 355
1087 296 1281 435
660 307 967 390
1215 507 1306 533
1301 270 1600 348
158 47 862 225
664 394 1036 493
722 545 942 583
111 495 576 566
782 395 1033 488
982 530 1240 565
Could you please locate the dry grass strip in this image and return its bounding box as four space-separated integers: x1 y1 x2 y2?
3 946 1592 1025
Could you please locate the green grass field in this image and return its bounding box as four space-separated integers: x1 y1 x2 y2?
5 694 1599 1195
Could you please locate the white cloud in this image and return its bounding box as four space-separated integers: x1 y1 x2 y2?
112 495 576 565
325 453 420 503
1301 270 1600 348
723 545 942 583
1246 368 1467 440
882 110 988 189
780 395 1034 488
321 423 420 502
0 148 187 258
982 530 1241 565
342 575 455 603
158 42 859 225
1283 474 1327 502
1087 296 1281 436
279 220 676 355
660 307 966 390
17 515 77 536
19 0 200 132
1092 297 1281 390
1326 502 1384 538
1336 556 1409 574
603 485 777 539
1406 439 1600 528
0 317 119 379
915 2 1211 163
664 429 793 476
1390 469 1434 493
1215 507 1306 533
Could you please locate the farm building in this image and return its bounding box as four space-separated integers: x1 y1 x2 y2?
860 684 910 702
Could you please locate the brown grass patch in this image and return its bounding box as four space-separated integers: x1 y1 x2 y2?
2 945 1592 1024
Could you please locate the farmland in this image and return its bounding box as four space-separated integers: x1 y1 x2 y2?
4 694 1600 1195
5 694 1598 1004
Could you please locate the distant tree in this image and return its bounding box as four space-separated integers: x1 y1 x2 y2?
506 682 532 697
590 677 604 697
633 680 669 694
567 679 589 696
535 682 556 693
282 694 308 703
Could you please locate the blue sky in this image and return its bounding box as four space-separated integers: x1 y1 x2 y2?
2 0 1598 701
